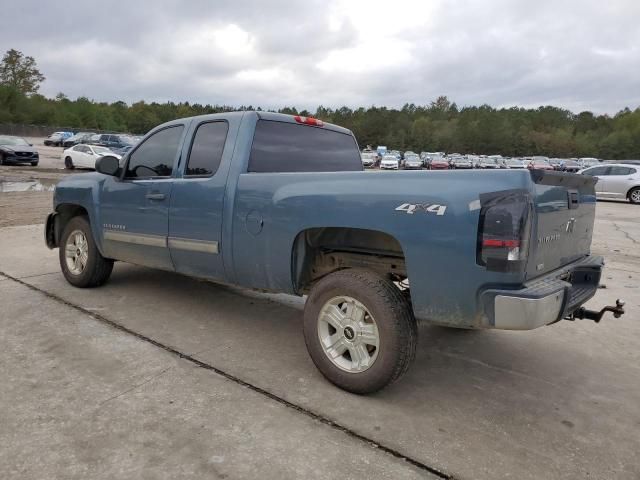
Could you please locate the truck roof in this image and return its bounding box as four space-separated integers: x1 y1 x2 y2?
156 111 352 136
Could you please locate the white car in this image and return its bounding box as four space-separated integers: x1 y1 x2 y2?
361 152 377 168
380 155 399 170
62 144 121 170
580 163 640 204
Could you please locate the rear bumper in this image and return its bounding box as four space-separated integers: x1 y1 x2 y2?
480 255 603 330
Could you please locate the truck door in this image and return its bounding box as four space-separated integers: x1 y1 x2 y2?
100 124 186 270
168 119 237 281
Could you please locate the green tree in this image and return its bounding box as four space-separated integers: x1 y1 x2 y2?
0 49 46 95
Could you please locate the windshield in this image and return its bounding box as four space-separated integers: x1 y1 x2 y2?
0 136 29 146
93 146 112 154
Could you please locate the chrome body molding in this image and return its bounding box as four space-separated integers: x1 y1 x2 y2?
104 230 167 247
103 230 218 254
167 237 219 254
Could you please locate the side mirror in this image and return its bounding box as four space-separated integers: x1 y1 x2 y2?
96 155 120 176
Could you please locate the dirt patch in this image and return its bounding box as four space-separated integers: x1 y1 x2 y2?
0 190 53 227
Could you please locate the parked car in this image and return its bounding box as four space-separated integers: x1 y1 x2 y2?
561 159 581 173
45 111 624 394
579 164 640 204
380 154 399 170
504 158 526 169
0 135 39 166
428 155 449 170
92 134 137 150
528 156 554 170
361 151 377 168
579 157 600 168
477 158 499 169
44 131 73 146
449 155 473 169
376 145 387 158
62 144 121 169
402 154 422 170
549 158 563 170
62 132 96 148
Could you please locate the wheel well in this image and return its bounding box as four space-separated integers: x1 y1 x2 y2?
54 204 89 245
627 185 640 198
292 227 407 294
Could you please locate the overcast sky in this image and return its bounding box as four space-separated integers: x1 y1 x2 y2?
4 0 639 114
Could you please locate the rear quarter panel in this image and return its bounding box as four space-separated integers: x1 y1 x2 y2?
231 169 534 327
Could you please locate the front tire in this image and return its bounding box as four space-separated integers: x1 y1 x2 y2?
59 216 113 288
629 187 640 205
64 156 74 169
303 269 417 394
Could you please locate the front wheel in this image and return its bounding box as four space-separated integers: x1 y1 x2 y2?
64 156 74 169
303 269 417 394
629 187 640 205
59 215 113 287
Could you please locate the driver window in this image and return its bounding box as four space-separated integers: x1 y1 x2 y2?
125 125 184 179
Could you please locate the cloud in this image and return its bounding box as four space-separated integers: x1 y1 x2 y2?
1 0 638 113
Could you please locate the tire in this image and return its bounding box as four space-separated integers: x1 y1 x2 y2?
59 215 113 288
30 162 38 167
303 269 417 394
64 156 74 169
629 187 640 205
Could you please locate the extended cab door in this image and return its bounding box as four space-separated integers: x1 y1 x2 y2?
100 124 187 270
168 117 239 280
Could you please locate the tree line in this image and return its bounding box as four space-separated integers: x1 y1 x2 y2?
1 49 639 159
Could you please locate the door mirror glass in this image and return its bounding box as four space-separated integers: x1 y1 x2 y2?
96 155 120 176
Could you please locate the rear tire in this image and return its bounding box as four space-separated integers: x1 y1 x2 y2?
59 215 113 288
64 156 74 169
629 187 640 205
303 269 417 394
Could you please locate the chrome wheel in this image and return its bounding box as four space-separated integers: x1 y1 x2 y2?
65 229 89 275
317 296 380 373
631 189 640 203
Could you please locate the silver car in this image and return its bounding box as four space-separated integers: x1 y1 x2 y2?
580 163 640 204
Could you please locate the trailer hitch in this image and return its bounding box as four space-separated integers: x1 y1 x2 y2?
567 299 625 323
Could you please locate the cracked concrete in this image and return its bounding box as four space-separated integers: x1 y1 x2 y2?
1 199 639 479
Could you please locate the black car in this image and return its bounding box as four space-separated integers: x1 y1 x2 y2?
0 135 39 166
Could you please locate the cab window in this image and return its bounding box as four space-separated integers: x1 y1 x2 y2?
125 125 184 179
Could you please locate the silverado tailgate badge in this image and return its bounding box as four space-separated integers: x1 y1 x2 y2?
395 203 447 216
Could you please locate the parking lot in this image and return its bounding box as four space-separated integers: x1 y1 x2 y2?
1 166 639 479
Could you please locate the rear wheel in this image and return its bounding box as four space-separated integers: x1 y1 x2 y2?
64 156 74 169
303 269 417 394
59 216 113 288
629 187 640 205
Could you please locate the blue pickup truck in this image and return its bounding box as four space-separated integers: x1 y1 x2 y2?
45 111 624 393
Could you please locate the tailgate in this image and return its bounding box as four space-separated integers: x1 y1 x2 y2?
526 170 597 279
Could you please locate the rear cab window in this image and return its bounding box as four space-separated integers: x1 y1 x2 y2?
248 120 362 173
185 121 229 177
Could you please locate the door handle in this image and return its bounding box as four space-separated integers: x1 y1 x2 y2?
145 192 166 201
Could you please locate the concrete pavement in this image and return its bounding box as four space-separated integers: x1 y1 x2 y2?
0 199 639 479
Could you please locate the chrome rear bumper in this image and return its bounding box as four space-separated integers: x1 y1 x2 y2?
481 255 604 330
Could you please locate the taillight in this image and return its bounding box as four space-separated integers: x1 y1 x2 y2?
294 115 324 127
477 191 531 272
